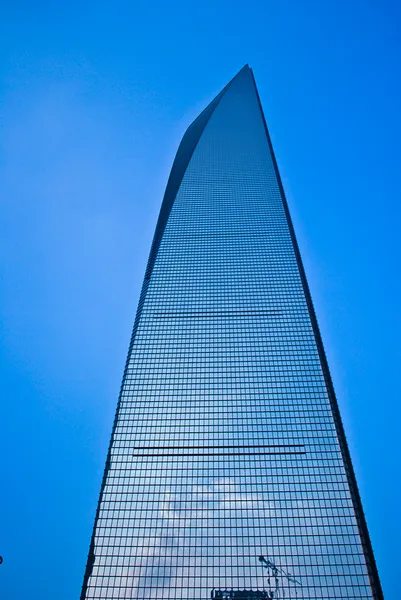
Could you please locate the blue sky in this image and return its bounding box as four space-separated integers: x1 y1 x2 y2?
1 1 400 598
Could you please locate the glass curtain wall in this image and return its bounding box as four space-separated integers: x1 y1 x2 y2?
81 66 382 600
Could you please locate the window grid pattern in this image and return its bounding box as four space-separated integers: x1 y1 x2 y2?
81 67 378 600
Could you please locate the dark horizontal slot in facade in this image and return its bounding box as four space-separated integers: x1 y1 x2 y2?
130 444 306 457
151 310 282 319
131 451 306 457
132 444 304 450
161 233 285 239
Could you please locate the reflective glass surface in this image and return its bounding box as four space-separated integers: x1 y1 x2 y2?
81 67 380 600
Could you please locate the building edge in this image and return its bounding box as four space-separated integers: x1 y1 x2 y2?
79 65 247 600
248 66 384 599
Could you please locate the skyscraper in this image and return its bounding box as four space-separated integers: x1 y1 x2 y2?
81 66 382 600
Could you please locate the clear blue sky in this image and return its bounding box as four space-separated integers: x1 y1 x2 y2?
1 1 400 598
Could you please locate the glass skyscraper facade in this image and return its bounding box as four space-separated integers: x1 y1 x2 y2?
81 66 382 600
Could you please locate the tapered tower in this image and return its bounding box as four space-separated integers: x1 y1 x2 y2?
81 66 382 600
